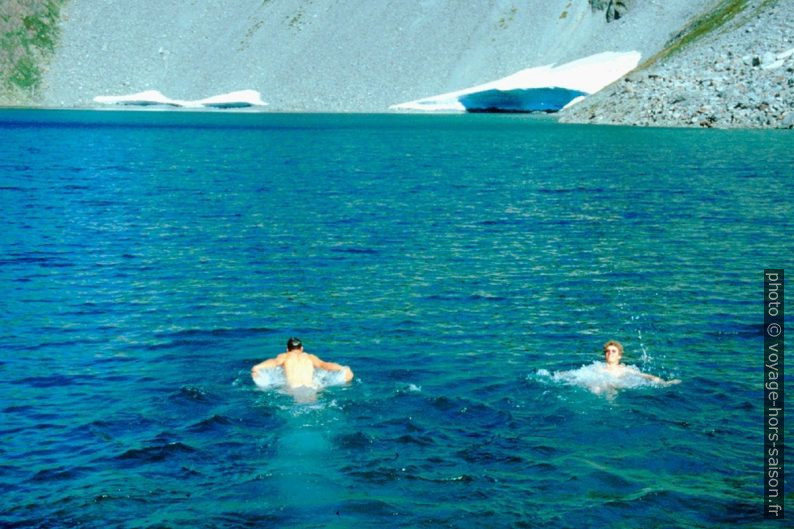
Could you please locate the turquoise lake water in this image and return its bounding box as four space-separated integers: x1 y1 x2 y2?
1 109 792 528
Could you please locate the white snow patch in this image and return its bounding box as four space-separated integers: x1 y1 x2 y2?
390 51 641 112
94 89 267 109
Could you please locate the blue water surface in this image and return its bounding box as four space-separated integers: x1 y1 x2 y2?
1 109 792 528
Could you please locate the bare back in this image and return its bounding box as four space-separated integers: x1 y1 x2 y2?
282 351 317 389
252 346 353 392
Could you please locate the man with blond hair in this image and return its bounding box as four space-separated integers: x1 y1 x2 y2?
603 339 680 385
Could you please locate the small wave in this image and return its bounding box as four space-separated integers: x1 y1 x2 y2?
207 513 283 528
414 473 475 484
457 443 524 464
468 292 507 301
12 374 94 388
706 321 764 338
346 467 404 485
527 461 557 472
537 186 605 194
425 293 463 301
338 498 399 517
145 339 212 351
0 164 31 172
0 253 72 268
3 405 34 414
395 433 435 446
334 431 374 450
330 247 379 255
169 385 216 404
29 466 85 482
187 414 233 433
156 326 277 340
146 327 276 350
84 415 156 439
117 441 196 463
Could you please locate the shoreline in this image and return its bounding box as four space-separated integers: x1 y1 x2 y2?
2 105 791 131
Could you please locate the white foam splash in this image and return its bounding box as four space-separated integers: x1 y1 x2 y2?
253 367 351 404
252 367 349 390
538 362 657 396
637 329 650 364
252 367 287 389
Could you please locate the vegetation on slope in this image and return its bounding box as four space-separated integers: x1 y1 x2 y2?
640 0 778 68
0 0 65 104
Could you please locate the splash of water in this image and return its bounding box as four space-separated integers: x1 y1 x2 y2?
252 367 351 403
537 362 658 396
637 328 650 364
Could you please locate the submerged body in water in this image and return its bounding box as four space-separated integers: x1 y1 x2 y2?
544 361 674 397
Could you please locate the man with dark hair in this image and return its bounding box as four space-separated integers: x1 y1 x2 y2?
252 337 353 389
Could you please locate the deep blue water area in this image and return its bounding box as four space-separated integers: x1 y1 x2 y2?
1 109 792 528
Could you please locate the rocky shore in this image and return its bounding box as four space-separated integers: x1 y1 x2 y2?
560 0 794 129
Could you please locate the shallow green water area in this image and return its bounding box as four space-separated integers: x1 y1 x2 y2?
0 110 792 528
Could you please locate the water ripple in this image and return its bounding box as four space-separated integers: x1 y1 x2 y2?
116 441 198 464
1 112 790 528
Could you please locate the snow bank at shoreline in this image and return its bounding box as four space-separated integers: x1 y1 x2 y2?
390 51 641 112
94 89 267 109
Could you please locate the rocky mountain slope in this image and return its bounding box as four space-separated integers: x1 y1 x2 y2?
3 0 790 128
33 0 710 112
560 0 794 128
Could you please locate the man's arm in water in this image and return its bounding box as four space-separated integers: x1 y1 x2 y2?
251 353 286 377
639 371 681 386
308 354 354 382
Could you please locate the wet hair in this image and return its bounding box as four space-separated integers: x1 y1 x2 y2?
286 337 303 351
603 340 624 355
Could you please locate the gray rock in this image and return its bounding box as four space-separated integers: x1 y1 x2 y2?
559 0 794 128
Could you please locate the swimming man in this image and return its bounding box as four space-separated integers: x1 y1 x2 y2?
603 339 680 386
251 337 354 389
